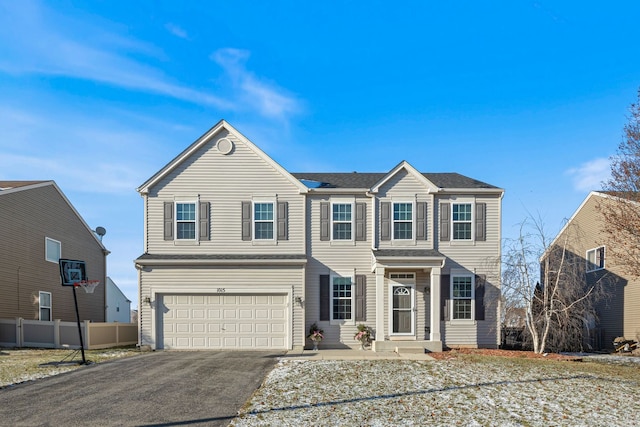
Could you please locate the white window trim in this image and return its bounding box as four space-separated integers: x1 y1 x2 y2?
330 273 355 325
45 237 61 263
253 200 276 242
450 273 475 323
39 291 52 321
174 200 198 241
451 201 474 242
586 246 605 272
392 201 415 241
331 201 354 242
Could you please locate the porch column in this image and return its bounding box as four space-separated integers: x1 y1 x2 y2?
430 267 441 342
375 266 385 342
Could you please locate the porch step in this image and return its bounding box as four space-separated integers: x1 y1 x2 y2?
396 346 426 355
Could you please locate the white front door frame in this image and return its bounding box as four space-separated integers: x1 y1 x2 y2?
388 273 416 337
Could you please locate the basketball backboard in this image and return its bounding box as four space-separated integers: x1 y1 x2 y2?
59 259 87 286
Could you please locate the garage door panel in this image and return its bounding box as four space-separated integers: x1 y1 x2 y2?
161 293 288 350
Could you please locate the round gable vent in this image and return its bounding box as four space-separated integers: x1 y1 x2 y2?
216 138 234 155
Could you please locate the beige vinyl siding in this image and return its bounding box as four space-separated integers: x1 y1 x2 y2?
139 265 304 349
376 169 433 249
146 131 305 255
555 195 640 346
0 184 106 322
304 194 374 345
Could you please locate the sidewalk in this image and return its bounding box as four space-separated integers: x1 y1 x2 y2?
284 348 435 361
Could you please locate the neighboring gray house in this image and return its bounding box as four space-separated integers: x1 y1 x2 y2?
106 276 132 323
136 121 504 352
0 181 108 323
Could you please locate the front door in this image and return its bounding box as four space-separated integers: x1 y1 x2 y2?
389 273 415 336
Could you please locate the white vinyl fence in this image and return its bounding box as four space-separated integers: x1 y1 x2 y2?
0 318 137 349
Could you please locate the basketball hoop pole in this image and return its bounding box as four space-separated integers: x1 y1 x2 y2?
72 284 87 365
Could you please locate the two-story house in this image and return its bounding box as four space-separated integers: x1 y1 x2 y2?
135 121 504 352
544 191 640 349
0 181 108 324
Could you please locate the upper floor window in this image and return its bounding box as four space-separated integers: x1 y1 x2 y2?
393 203 413 240
452 203 472 240
39 291 52 321
45 237 61 263
586 246 605 272
176 203 196 240
332 203 352 240
452 276 473 320
254 202 274 240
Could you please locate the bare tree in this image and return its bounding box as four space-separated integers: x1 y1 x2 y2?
502 218 610 353
600 88 640 277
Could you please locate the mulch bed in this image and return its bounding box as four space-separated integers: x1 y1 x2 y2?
428 348 583 361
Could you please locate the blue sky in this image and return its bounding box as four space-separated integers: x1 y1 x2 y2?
1 1 639 309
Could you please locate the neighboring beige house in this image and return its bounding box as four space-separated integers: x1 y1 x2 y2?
0 181 108 323
106 276 131 323
136 120 504 352
547 191 640 349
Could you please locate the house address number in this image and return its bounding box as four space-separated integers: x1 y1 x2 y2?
216 288 226 293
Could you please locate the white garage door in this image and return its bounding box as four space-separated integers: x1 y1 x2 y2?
160 294 288 350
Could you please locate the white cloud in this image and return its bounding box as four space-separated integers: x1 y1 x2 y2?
566 157 611 192
212 48 303 121
165 23 189 39
0 2 301 120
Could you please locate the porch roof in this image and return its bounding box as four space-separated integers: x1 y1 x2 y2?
372 249 446 270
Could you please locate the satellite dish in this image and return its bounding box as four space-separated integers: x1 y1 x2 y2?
95 226 106 239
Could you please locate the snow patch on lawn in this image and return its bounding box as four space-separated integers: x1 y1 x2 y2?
232 358 639 426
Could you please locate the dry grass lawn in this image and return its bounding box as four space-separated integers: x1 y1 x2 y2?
0 347 141 388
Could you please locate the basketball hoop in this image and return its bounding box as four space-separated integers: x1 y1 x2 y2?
73 280 100 294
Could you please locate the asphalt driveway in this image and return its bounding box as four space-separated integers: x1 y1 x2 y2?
0 350 282 426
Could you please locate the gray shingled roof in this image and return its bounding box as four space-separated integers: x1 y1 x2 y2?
291 172 497 189
374 249 445 258
136 253 306 261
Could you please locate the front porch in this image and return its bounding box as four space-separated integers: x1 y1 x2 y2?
372 249 446 353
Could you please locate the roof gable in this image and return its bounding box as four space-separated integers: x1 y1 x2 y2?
0 180 108 251
137 120 308 194
370 160 440 193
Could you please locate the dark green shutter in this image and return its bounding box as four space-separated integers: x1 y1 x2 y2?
475 203 486 241
380 202 391 241
475 274 486 320
320 275 330 321
320 202 330 241
441 274 450 321
439 202 450 242
164 202 174 241
355 275 366 321
416 202 427 240
277 201 288 241
241 201 252 241
199 202 210 240
355 202 366 241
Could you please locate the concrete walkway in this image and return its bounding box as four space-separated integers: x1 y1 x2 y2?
285 348 435 361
